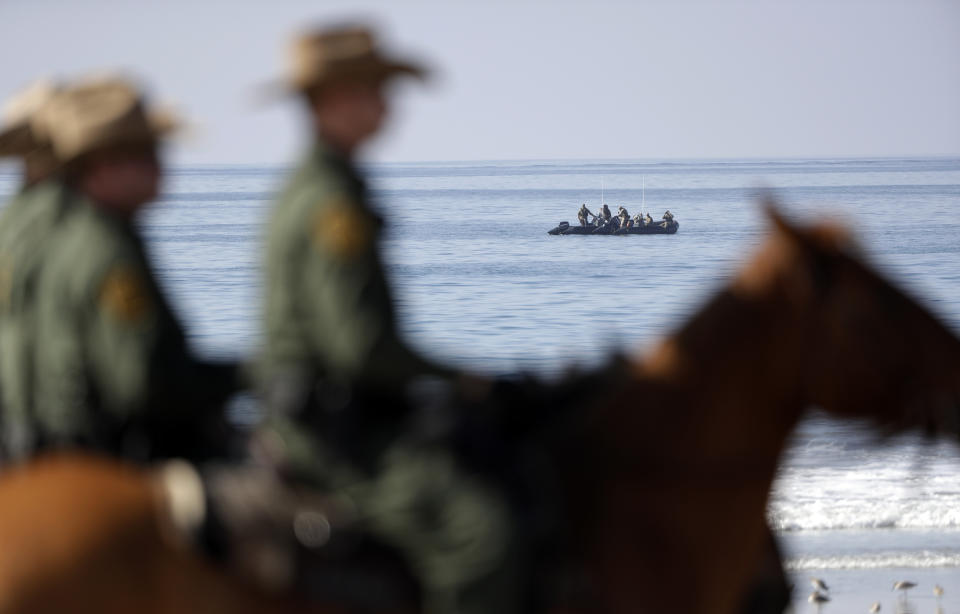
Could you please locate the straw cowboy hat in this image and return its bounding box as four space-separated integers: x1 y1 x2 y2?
266 25 428 96
0 79 60 158
40 76 181 162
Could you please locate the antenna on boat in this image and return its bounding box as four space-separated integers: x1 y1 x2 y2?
641 175 645 216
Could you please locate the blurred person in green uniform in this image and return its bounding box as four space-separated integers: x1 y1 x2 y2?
29 76 240 462
0 80 70 459
257 26 523 614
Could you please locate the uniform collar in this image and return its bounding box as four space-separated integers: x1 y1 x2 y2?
311 138 354 174
16 178 65 199
309 138 368 197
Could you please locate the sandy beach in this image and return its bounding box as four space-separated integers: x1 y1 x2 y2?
787 568 954 613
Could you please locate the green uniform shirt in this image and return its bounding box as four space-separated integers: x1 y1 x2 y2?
31 190 237 461
0 181 70 457
263 141 441 396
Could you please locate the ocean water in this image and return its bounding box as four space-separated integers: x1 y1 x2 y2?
1 157 959 611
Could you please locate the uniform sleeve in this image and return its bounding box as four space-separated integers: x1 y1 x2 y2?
300 197 448 389
32 256 90 442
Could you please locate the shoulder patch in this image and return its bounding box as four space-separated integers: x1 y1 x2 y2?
99 266 151 323
311 200 374 259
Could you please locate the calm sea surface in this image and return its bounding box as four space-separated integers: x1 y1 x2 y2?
2 157 959 611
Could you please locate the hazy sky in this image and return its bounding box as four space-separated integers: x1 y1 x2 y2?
2 0 958 164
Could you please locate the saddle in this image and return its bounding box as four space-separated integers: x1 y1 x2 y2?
158 462 422 611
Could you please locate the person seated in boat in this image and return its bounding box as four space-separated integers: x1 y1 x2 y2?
598 204 612 224
662 210 674 223
617 206 630 229
577 203 595 227
644 212 653 225
633 213 645 227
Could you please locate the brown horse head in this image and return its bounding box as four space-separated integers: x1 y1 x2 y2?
567 202 960 614
746 203 960 436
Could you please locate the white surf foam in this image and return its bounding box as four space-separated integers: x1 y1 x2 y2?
786 550 960 570
769 432 960 532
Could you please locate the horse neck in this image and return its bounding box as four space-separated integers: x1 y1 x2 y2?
594 287 809 475
567 288 810 614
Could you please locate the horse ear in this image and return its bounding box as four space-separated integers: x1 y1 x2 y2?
762 197 805 245
763 197 852 252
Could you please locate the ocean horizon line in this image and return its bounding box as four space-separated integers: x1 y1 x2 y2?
164 153 960 169
2 155 959 180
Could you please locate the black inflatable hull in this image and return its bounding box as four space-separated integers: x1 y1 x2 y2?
548 221 679 235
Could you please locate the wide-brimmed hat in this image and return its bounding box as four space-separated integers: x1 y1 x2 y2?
0 79 60 158
39 76 181 162
265 25 428 97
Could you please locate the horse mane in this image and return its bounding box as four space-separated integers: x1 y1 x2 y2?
732 204 854 300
